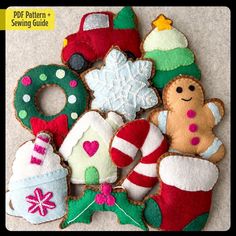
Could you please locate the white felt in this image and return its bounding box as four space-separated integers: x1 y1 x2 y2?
59 111 123 159
5 7 230 231
85 48 158 121
141 123 164 156
83 13 109 31
10 141 63 183
157 110 168 134
106 112 124 129
133 163 157 177
31 151 45 161
207 102 222 125
143 27 188 51
159 155 219 191
111 136 138 159
34 139 49 149
122 179 151 201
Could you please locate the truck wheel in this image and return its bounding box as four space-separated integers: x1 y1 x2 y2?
124 51 136 60
68 53 89 73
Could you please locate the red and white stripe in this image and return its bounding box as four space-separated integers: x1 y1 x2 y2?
30 132 50 165
110 119 168 200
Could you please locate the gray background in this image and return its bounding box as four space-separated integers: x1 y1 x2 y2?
6 7 230 231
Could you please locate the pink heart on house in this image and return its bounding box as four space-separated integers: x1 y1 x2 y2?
83 141 99 157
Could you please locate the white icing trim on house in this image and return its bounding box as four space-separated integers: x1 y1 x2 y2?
159 155 219 192
59 111 123 160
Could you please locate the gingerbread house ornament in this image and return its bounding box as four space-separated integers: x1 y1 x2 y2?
59 111 124 185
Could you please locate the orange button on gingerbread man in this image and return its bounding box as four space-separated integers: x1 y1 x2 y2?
149 75 225 163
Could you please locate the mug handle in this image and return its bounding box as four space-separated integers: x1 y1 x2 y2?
5 191 21 217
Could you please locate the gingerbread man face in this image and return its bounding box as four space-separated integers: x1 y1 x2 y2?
163 76 204 111
149 75 225 163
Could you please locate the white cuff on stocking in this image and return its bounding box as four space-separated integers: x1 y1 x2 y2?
159 155 219 192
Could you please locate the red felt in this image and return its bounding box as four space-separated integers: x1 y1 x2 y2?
30 114 69 149
141 138 168 164
62 11 141 63
128 171 158 188
152 183 212 231
110 148 133 168
116 120 150 148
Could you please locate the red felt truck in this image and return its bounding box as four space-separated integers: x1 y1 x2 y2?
61 7 141 73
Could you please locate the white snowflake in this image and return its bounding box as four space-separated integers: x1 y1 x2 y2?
84 48 159 120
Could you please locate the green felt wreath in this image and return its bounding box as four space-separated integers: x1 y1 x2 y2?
60 183 148 231
14 65 89 130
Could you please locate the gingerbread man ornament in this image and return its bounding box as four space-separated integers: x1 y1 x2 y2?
149 75 225 163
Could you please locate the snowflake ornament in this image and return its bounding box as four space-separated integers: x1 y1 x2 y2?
26 188 56 216
84 48 159 120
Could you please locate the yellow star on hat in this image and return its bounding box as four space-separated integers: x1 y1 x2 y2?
152 14 173 31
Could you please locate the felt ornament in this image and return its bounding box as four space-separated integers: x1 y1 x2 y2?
6 132 70 224
148 75 225 163
60 183 148 231
14 64 89 148
59 110 124 185
144 153 219 231
110 119 168 201
82 47 159 121
141 14 201 90
61 7 141 73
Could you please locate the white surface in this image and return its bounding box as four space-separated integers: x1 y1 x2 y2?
6 6 230 231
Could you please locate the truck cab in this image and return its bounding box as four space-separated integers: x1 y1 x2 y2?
61 7 141 73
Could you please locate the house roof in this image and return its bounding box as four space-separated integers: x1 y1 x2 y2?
59 111 123 160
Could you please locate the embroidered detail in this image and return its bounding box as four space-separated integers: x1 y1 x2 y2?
83 141 99 157
26 188 56 216
84 48 159 121
60 185 148 231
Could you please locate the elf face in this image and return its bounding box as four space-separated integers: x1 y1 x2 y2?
164 77 204 110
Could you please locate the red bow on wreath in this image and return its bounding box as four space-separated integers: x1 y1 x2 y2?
30 114 68 149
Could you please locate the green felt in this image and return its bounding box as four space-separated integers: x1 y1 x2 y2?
144 198 162 228
68 127 117 183
85 166 99 185
144 48 194 71
60 189 101 228
183 213 209 231
113 6 136 29
61 188 148 231
152 63 201 89
14 65 88 130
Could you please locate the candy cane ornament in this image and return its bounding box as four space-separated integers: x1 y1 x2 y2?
110 119 168 201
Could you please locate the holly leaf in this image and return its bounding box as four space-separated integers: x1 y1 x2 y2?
60 186 148 231
60 189 102 229
105 191 148 231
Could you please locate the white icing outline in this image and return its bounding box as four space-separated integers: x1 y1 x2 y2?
84 49 158 121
